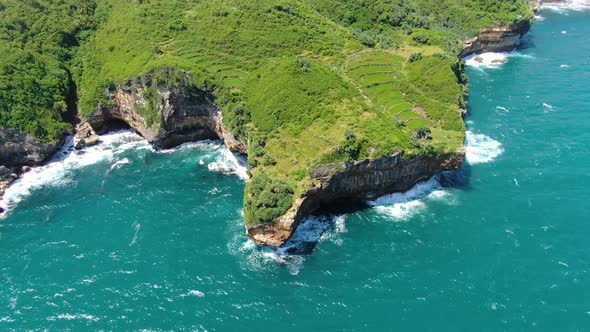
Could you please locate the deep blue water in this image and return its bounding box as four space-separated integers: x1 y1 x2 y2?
1 8 590 331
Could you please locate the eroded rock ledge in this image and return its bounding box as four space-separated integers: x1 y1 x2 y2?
460 19 533 57
0 129 62 197
85 72 245 153
248 152 464 247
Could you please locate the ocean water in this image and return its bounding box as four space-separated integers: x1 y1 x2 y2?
1 7 590 331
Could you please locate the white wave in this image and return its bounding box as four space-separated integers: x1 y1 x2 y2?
276 216 334 255
464 52 509 68
47 313 100 321
464 52 534 69
0 131 147 216
207 148 248 180
368 177 441 221
560 64 571 68
543 0 590 11
158 139 248 179
543 102 554 109
1 131 249 217
465 131 504 164
496 106 510 112
372 200 427 221
180 290 204 298
157 140 216 154
110 158 131 171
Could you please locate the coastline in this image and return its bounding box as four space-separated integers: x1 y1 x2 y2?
0 1 547 246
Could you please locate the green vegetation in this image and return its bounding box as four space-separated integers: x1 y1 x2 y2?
0 0 535 225
244 173 294 225
0 0 96 142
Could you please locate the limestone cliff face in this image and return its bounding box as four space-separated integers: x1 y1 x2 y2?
247 152 465 247
460 1 541 57
86 74 245 153
460 19 532 57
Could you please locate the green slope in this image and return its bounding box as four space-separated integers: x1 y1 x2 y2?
0 0 534 225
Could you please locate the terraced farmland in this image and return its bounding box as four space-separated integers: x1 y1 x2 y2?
170 50 251 89
346 51 432 128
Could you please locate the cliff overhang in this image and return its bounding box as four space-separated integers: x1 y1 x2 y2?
247 152 465 247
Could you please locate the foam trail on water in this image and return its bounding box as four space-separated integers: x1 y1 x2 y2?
465 131 504 164
0 131 148 216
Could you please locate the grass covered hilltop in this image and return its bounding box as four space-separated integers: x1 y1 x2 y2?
0 1 534 234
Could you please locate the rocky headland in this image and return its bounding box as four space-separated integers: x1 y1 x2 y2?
0 1 538 246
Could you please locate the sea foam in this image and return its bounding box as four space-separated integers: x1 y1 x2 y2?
464 52 509 68
543 0 590 11
368 176 452 221
0 131 148 216
465 131 504 164
0 131 248 217
464 52 534 69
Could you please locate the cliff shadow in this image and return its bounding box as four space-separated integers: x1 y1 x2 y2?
278 165 474 255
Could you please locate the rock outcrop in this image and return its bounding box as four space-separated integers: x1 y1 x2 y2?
247 152 465 247
459 1 541 57
460 19 532 57
0 129 60 168
0 128 61 197
86 70 245 153
527 0 542 12
74 122 100 150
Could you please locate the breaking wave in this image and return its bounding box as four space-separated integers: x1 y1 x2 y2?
464 52 534 69
543 0 590 11
368 176 456 221
465 131 504 164
0 131 248 217
0 131 148 216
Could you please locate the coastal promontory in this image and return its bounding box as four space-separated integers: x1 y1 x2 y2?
0 0 536 245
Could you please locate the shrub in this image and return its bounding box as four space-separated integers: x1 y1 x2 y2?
415 127 432 140
244 174 294 225
408 53 423 63
411 31 431 45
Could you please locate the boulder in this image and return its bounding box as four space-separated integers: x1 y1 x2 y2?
74 122 100 150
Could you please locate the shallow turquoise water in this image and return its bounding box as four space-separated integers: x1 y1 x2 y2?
1 8 590 331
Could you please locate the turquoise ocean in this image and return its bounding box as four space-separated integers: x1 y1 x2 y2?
1 7 590 331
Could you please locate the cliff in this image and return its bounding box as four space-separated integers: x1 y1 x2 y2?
460 19 533 57
0 0 537 243
248 152 464 246
84 70 245 153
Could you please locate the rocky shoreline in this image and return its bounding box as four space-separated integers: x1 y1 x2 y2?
0 3 537 243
